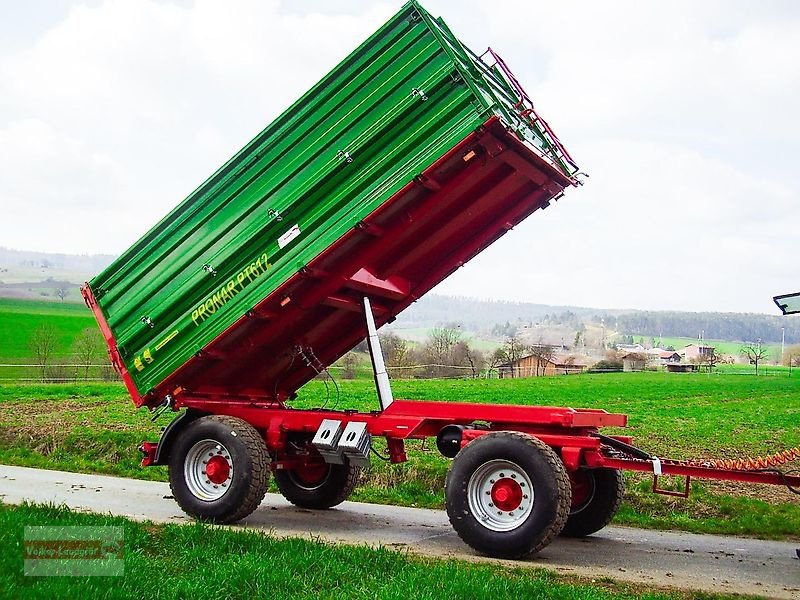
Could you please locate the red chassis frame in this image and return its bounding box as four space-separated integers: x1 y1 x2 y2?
140 394 800 492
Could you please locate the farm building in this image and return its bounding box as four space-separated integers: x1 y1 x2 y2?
617 343 646 353
644 349 682 364
497 353 588 378
666 363 699 373
621 352 647 372
682 344 715 361
658 350 682 363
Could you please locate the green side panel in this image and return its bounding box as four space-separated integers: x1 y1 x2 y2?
89 0 569 396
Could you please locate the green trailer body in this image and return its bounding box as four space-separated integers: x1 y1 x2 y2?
84 0 578 408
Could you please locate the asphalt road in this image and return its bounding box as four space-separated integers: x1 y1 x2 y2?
1 464 798 598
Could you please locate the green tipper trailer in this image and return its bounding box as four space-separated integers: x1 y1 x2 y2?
83 0 577 408
83 1 800 561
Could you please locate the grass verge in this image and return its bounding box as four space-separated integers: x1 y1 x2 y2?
0 501 739 600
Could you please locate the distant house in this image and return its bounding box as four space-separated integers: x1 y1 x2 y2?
643 348 680 365
659 351 682 364
617 343 646 353
682 344 715 361
498 353 588 378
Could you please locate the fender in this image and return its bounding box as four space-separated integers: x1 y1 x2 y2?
143 410 206 466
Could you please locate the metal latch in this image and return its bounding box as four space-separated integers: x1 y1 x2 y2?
267 208 283 222
411 87 428 101
202 263 217 276
140 316 154 328
338 421 371 467
312 419 345 464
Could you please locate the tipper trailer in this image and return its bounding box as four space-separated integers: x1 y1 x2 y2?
84 1 799 559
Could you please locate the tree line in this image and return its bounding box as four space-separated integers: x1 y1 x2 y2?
592 311 799 344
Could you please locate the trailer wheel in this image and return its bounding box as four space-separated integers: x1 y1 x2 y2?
274 437 361 509
560 468 625 537
445 431 571 559
169 415 269 524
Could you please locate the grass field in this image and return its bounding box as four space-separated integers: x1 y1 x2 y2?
0 372 798 539
0 298 97 381
0 502 725 600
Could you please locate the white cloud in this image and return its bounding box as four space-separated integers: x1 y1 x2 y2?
0 0 798 313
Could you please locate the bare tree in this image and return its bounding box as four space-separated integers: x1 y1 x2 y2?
529 343 555 376
341 352 358 379
424 327 462 377
741 340 769 375
379 332 409 369
452 341 484 378
783 345 800 372
73 327 105 380
29 324 59 382
55 287 69 302
491 334 529 378
694 347 722 372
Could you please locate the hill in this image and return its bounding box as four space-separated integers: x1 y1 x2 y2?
391 294 799 346
0 247 113 303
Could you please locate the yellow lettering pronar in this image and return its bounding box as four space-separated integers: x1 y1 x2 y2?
191 250 272 326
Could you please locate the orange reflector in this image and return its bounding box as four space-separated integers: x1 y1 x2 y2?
280 296 291 307
463 150 476 162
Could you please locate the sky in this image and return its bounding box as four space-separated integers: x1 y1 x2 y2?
1 0 798 314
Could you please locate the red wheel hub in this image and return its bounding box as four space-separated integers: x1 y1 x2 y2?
205 455 230 484
570 471 593 509
490 477 523 512
293 459 329 486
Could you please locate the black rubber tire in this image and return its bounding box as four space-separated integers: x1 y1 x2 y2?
275 460 361 509
560 468 625 538
445 431 572 559
169 415 269 524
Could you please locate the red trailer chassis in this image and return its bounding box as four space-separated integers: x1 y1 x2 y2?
142 393 800 490
136 380 799 559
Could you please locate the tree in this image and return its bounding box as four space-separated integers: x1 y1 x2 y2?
55 287 69 302
424 327 462 377
73 327 105 380
341 352 358 379
529 343 555 376
29 323 58 382
573 331 582 349
694 347 722 372
493 334 528 378
452 341 484 378
783 345 800 371
379 332 409 371
740 340 769 375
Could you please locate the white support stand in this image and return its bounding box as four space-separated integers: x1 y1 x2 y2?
363 297 394 411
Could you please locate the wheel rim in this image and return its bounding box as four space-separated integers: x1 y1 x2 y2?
467 459 534 532
288 459 330 490
569 470 597 514
184 439 233 501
